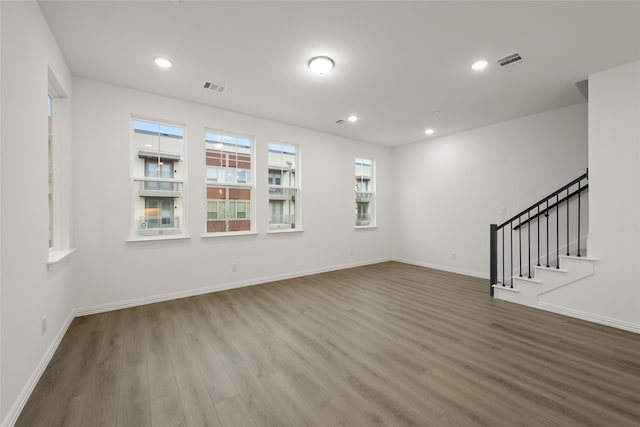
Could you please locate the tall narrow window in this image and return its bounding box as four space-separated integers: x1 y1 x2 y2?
355 157 375 227
268 142 299 231
47 69 74 264
205 130 253 234
47 95 53 248
131 118 185 238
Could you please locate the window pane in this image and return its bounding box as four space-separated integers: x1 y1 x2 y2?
268 143 296 186
132 118 184 237
229 201 236 219
355 157 374 227
205 130 253 233
206 183 253 233
268 142 299 231
205 132 252 187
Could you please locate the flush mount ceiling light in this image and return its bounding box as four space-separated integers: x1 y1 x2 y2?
425 128 435 135
154 57 172 68
471 60 488 71
308 56 334 75
348 115 358 122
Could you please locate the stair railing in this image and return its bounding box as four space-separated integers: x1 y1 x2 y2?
489 169 589 296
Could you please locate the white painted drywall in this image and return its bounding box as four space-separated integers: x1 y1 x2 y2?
0 1 3 420
72 78 392 311
391 103 588 278
539 61 640 330
1 2 75 424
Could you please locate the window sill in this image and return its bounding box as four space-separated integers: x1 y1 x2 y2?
267 228 303 235
48 248 76 265
355 225 378 230
126 235 191 243
202 231 259 238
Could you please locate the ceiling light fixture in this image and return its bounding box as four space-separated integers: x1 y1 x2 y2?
308 56 334 75
348 115 358 122
154 57 172 68
471 60 488 71
425 129 435 135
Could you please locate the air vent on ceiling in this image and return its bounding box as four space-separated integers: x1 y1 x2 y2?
335 119 346 124
203 81 227 93
497 53 523 67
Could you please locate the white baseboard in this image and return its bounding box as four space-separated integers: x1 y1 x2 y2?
74 257 392 316
538 302 640 334
2 312 74 427
392 257 489 280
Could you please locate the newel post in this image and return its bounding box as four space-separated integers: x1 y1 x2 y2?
490 224 497 297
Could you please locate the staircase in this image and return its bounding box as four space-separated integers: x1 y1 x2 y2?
489 170 593 308
492 254 596 307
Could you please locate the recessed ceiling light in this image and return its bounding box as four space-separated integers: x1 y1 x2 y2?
348 115 358 122
308 56 334 75
425 129 435 135
471 60 488 71
154 57 172 68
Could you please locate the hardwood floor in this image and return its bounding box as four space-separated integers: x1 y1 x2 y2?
16 262 640 426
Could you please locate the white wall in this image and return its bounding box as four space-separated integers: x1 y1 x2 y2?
0 1 3 420
539 61 640 331
391 103 588 278
0 2 75 425
72 78 392 312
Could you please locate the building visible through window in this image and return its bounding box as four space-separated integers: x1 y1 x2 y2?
355 157 374 226
131 119 184 237
205 131 253 233
268 143 299 231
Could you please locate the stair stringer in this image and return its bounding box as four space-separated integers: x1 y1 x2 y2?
493 255 596 308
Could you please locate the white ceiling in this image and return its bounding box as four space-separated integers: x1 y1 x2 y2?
39 1 640 147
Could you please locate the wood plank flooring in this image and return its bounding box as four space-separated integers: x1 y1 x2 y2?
16 261 640 426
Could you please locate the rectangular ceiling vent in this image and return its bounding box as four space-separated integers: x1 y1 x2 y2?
335 119 346 124
203 81 227 93
497 53 523 67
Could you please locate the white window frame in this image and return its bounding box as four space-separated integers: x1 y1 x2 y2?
129 115 188 241
267 141 301 233
355 156 376 228
204 128 255 236
48 94 54 249
47 68 75 264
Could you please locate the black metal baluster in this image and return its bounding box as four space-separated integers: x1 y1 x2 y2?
510 222 513 287
537 205 540 267
527 211 531 278
502 227 505 286
546 200 549 268
577 181 582 257
566 187 570 256
519 216 522 277
556 194 560 269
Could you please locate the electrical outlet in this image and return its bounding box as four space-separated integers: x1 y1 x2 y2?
231 263 238 272
41 316 47 335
